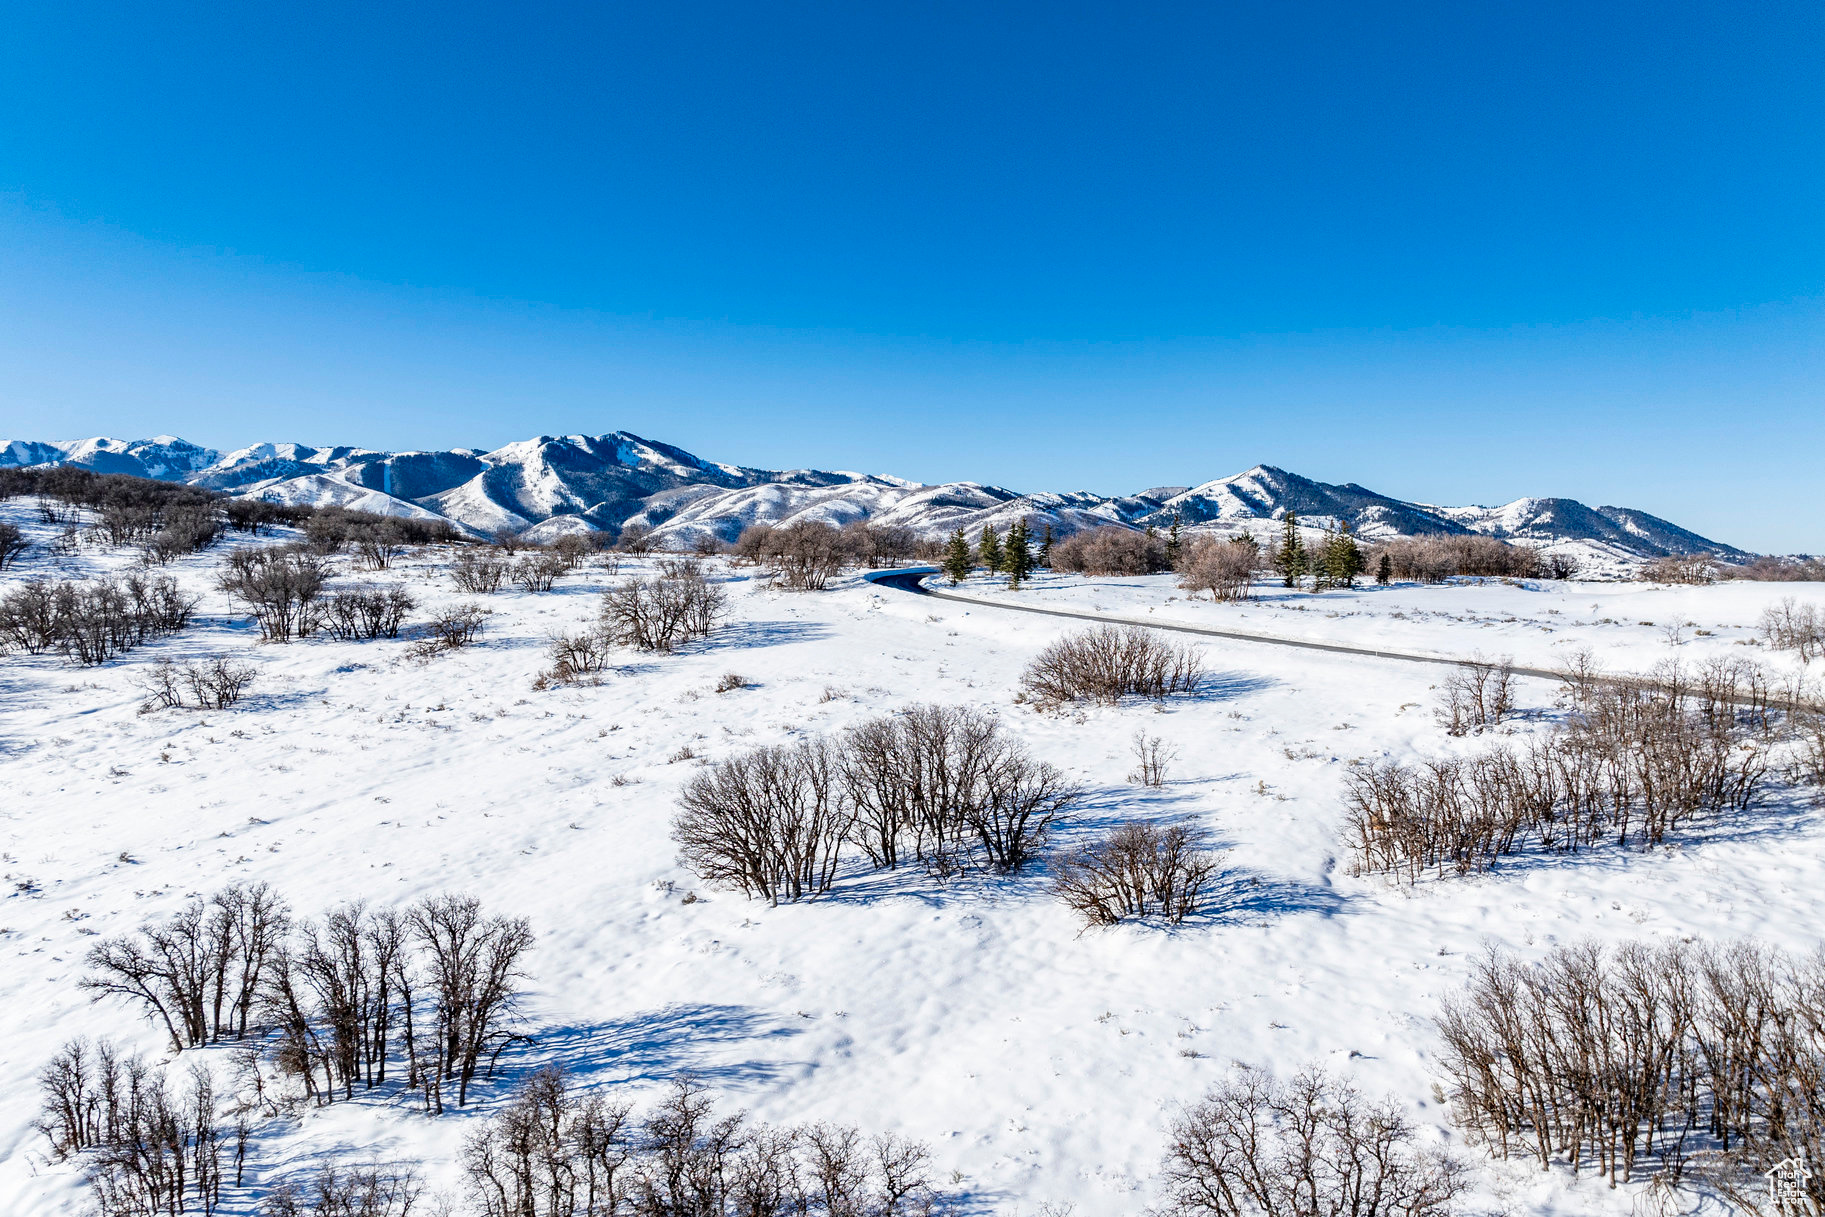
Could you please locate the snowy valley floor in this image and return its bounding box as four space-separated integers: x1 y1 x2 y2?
2 515 1823 1215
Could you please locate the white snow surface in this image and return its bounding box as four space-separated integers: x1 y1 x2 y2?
2 499 1821 1215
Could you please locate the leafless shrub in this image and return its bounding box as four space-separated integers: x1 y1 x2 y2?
550 533 597 568
615 521 656 554
452 549 509 593
672 739 852 904
262 1164 423 1217
218 546 331 642
512 552 569 593
136 657 259 710
1049 525 1170 575
839 703 1080 876
1639 553 1721 584
599 575 727 652
0 519 29 568
843 521 921 568
1054 821 1219 927
1369 535 1546 583
764 520 852 591
0 575 197 665
1160 1063 1466 1217
1130 730 1178 786
413 603 490 656
545 628 615 684
714 671 748 693
1020 625 1203 705
320 584 416 640
1761 597 1825 663
1349 662 1773 882
1174 536 1258 601
464 1071 949 1217
1724 556 1825 582
1437 937 1825 1205
0 580 61 653
1439 656 1514 735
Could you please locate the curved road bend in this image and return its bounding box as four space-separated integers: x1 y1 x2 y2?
863 566 1571 681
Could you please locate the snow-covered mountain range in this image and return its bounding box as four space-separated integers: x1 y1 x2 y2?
0 432 1744 560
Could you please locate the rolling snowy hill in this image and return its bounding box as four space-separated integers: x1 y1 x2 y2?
0 431 1745 561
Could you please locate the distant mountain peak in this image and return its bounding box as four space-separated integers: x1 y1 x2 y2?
0 430 1745 563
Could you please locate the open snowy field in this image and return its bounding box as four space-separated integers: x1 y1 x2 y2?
3 501 1823 1216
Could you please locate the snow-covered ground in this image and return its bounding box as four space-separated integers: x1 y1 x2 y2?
2 502 1821 1216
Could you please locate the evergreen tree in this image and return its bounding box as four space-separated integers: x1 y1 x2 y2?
1376 552 1393 585
1274 512 1306 588
979 524 1004 573
1004 518 1033 588
1038 524 1054 568
942 528 973 585
1334 519 1363 588
1166 514 1183 567
1313 525 1338 591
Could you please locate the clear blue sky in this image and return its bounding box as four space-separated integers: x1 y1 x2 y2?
1 2 1820 550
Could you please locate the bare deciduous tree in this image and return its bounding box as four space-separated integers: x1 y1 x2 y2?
673 739 853 904
1161 1064 1466 1217
1054 821 1219 927
452 550 510 594
1439 656 1515 735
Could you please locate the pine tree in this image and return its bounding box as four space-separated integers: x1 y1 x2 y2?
1004 518 1032 589
1038 524 1054 568
1313 525 1338 591
1335 519 1363 588
1275 512 1306 588
943 528 973 585
1166 514 1183 567
979 524 1003 573
1376 552 1393 585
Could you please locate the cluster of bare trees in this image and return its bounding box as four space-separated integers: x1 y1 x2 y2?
320 584 417 640
674 705 1083 902
136 656 259 710
1638 553 1721 584
1437 937 1825 1207
218 547 332 641
1367 536 1576 583
1048 526 1171 576
0 574 196 664
1174 536 1259 601
597 571 729 653
1762 598 1824 663
1439 657 1515 735
79 885 534 1114
1020 625 1204 706
465 1071 949 1217
262 1164 423 1217
298 506 458 554
1726 556 1825 582
1053 821 1220 927
1348 658 1780 882
411 603 492 658
1159 1064 1466 1217
454 549 511 593
0 518 28 568
730 520 925 589
36 1040 249 1217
